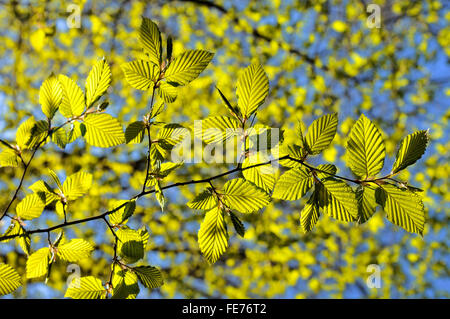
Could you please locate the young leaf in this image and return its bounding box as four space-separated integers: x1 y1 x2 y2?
273 167 312 200
65 276 105 299
139 17 162 67
305 113 338 155
150 99 165 119
376 184 425 235
0 263 22 296
58 74 85 118
57 239 94 262
133 266 164 289
121 60 159 90
318 178 358 222
346 114 385 178
195 116 240 144
300 192 320 233
0 149 19 168
392 130 429 174
85 58 111 107
26 247 51 279
51 127 68 150
166 36 173 61
112 268 140 299
198 206 228 264
39 74 62 119
315 164 337 179
187 189 217 210
222 178 270 213
83 113 125 147
16 193 46 220
236 63 269 119
164 49 214 86
278 146 305 170
356 184 377 224
109 200 136 225
229 211 245 237
155 181 165 212
158 82 178 103
116 227 146 264
242 153 276 193
125 121 146 144
16 118 37 150
216 86 240 119
48 169 63 191
62 171 93 201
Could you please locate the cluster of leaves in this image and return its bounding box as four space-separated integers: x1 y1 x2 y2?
0 16 430 299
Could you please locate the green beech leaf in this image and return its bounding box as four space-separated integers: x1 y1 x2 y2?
301 192 320 233
109 200 136 225
51 127 68 150
392 130 429 174
150 99 165 119
0 263 22 296
26 247 51 279
85 58 111 107
187 188 217 210
139 17 162 66
125 121 146 144
376 184 425 235
16 118 38 150
58 74 85 118
318 178 358 222
305 113 338 155
346 114 385 178
83 113 125 147
133 266 164 289
356 184 378 224
121 60 159 90
216 86 240 119
229 211 245 237
164 49 214 86
39 74 62 119
65 276 105 299
112 268 140 299
273 167 312 200
16 193 46 220
279 144 306 168
48 169 63 191
222 178 270 213
242 153 276 193
198 206 228 264
316 164 337 179
0 149 19 168
194 116 240 144
57 239 94 262
236 63 269 118
62 171 93 201
158 82 178 103
116 227 147 264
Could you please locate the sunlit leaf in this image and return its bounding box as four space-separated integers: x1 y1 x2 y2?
222 178 270 213
0 263 22 296
236 63 269 118
346 114 385 178
198 206 228 264
39 74 62 119
164 49 214 86
392 130 429 174
85 58 111 107
376 184 425 235
305 113 338 155
65 276 105 299
83 113 125 147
